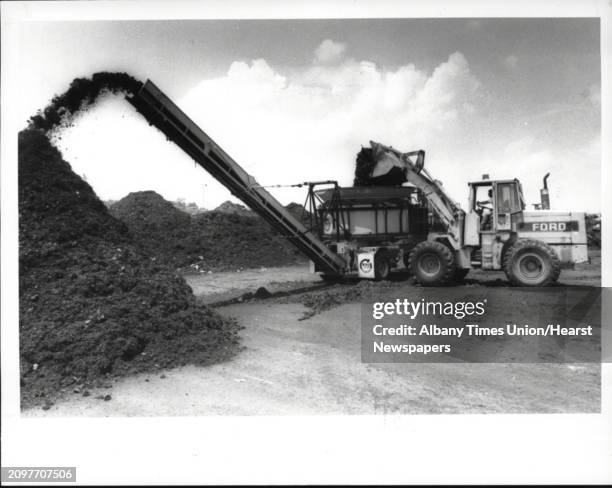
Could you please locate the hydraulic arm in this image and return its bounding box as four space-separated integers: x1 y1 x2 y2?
370 141 465 248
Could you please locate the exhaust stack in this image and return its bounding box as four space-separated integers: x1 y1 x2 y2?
540 172 551 210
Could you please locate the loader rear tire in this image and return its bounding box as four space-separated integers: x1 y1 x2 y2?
409 241 455 286
503 239 560 286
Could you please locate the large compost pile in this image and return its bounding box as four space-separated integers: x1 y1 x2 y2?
214 200 253 217
19 73 241 408
110 191 306 271
285 202 312 227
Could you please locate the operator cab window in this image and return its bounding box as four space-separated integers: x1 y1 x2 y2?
474 185 493 210
496 183 521 213
474 185 494 230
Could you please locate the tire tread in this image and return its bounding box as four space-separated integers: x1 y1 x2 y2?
408 240 455 286
503 239 561 286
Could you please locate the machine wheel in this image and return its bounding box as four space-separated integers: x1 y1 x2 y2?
409 241 455 286
503 239 560 286
453 268 470 283
374 253 390 281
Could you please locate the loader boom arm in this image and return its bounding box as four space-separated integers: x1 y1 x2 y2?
127 80 347 274
371 141 465 248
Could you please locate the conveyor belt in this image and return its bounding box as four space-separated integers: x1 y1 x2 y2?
127 80 347 275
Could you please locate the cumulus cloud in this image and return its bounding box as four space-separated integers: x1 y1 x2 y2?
57 45 487 210
469 135 601 212
176 50 482 206
55 45 599 213
314 39 347 63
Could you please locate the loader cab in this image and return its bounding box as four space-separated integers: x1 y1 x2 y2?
467 179 525 234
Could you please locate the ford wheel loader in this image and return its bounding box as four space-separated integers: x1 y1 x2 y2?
127 80 587 287
311 141 587 287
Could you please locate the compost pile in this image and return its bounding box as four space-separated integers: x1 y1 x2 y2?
214 200 253 217
109 191 192 268
19 73 241 408
189 210 304 270
110 191 305 271
285 202 312 227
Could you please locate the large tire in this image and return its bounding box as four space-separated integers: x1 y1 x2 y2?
374 253 390 281
503 239 560 286
409 241 455 286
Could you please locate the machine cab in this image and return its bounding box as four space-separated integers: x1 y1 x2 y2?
467 178 526 235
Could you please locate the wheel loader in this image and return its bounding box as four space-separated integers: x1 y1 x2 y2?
307 141 588 286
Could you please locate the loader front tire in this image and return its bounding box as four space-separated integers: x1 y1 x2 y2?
503 239 560 286
409 241 455 286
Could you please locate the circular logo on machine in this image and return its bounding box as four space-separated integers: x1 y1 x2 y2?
360 258 372 273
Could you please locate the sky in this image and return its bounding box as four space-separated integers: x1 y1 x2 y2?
16 18 601 211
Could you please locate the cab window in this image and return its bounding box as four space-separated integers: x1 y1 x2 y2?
496 183 521 213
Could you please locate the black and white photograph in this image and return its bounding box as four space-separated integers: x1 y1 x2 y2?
1 0 610 485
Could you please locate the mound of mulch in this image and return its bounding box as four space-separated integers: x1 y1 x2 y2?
109 191 192 268
285 202 312 227
19 128 241 409
109 191 307 271
214 200 253 217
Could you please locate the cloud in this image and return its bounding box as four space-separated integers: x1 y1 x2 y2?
314 39 347 63
56 46 491 211
175 51 481 206
468 135 601 212
54 45 599 213
502 54 519 70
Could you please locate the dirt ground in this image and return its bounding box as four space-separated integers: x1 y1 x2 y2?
184 265 323 305
23 251 601 416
